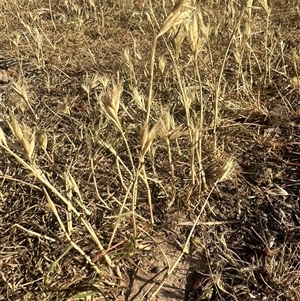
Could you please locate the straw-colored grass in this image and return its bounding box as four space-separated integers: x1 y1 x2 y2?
0 0 300 300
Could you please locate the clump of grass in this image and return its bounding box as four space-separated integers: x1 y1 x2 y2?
0 0 300 300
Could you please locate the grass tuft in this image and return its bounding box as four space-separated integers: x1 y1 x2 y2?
0 0 300 300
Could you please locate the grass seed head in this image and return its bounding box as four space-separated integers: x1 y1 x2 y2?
111 80 122 114
10 112 24 143
132 87 146 111
140 122 160 159
0 127 7 147
59 100 71 115
140 123 149 153
158 0 195 38
99 76 110 90
82 74 99 94
291 50 300 65
124 48 134 71
124 48 131 66
9 113 35 159
36 129 48 151
197 11 209 40
290 76 300 90
22 131 35 160
187 11 199 53
12 82 29 103
160 110 171 136
102 93 121 129
160 110 183 141
243 22 252 41
169 126 183 140
158 55 166 74
172 27 186 58
22 124 36 159
218 157 236 182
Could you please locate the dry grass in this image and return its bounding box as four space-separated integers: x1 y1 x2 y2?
0 0 300 300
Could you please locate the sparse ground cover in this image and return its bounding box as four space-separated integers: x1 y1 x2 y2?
0 0 300 300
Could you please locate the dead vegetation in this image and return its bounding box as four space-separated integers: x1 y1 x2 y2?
0 0 300 300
